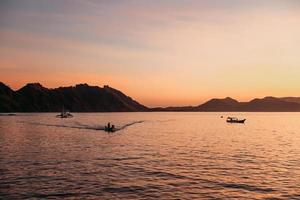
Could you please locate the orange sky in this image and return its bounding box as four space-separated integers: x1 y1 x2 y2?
1 0 300 107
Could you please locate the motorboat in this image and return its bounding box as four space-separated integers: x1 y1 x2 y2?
226 117 246 123
104 126 115 132
104 123 115 132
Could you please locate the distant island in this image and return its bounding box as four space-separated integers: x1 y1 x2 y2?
152 97 300 112
1 82 300 112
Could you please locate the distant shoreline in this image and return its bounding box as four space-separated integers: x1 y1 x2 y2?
2 111 300 114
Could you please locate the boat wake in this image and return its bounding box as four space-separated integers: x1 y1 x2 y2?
118 120 145 130
19 120 145 132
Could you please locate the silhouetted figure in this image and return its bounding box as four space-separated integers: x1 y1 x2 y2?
105 122 115 132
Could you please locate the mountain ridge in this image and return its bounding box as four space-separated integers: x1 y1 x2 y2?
153 97 300 112
0 82 148 112
1 82 300 112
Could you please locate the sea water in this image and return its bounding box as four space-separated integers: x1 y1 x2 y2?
0 112 300 199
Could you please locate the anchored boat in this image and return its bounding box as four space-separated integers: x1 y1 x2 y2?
56 107 73 118
226 117 246 123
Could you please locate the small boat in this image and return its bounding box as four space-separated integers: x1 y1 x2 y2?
56 107 73 118
104 123 115 132
57 111 73 118
226 117 246 123
104 126 115 132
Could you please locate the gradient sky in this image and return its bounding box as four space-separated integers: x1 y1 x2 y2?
1 0 300 107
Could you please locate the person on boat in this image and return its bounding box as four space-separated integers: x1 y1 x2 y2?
105 122 115 132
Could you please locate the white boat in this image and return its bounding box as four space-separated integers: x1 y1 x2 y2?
56 107 73 118
226 117 246 123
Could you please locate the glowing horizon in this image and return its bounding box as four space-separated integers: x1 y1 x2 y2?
1 0 300 107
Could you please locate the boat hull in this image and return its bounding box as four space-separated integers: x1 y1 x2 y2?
104 127 115 132
227 119 246 123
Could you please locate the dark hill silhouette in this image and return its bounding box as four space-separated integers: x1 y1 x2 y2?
241 96 300 112
152 96 300 112
0 82 18 112
0 82 148 112
16 83 57 112
1 82 300 112
197 97 241 111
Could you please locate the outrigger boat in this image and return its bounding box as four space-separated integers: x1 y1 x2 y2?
226 117 246 123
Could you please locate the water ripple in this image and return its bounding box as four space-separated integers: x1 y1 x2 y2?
1 113 300 199
217 182 276 193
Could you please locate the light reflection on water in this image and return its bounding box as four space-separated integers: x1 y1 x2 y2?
0 112 300 199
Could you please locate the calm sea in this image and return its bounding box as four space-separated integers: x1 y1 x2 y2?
0 112 300 199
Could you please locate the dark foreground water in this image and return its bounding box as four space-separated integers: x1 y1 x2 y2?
0 112 300 199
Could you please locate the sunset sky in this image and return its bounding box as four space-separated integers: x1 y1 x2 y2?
1 0 300 107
